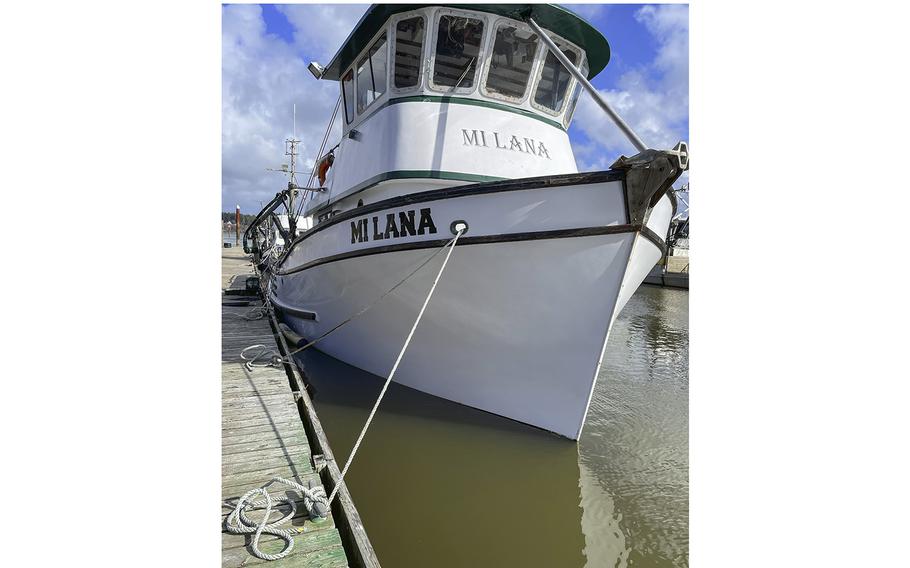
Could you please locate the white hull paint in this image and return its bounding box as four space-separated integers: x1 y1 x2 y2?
273 178 672 439
249 5 689 440
305 99 577 219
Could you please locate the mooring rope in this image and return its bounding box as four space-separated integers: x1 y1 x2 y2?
328 227 464 504
225 476 328 561
240 344 283 371
279 234 461 360
243 233 463 368
223 306 268 321
238 229 463 507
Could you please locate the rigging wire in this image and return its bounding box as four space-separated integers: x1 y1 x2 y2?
240 232 462 374
296 95 342 220
274 232 460 362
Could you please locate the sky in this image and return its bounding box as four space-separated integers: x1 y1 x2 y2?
222 3 689 214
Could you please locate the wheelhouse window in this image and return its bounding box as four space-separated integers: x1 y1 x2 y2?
563 61 588 128
394 16 425 90
341 69 354 123
356 33 388 114
483 24 539 101
533 43 580 114
432 15 484 91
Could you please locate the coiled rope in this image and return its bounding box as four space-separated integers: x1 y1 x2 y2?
223 306 268 321
225 476 328 561
239 343 283 371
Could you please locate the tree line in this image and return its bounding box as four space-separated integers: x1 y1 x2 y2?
222 212 258 225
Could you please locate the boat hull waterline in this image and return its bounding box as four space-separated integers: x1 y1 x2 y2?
271 172 674 439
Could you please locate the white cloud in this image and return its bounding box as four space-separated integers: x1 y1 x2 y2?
564 4 606 22
221 4 367 212
573 4 688 191
277 4 369 64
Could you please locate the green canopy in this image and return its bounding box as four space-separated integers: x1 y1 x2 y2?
320 4 610 81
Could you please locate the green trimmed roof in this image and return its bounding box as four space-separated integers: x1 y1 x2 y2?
320 4 610 81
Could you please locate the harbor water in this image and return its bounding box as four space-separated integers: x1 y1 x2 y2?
295 284 689 567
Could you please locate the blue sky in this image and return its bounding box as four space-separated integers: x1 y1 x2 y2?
223 4 689 213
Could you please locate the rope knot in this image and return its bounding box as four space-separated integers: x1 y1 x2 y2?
225 477 330 561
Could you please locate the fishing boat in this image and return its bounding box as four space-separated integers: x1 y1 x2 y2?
247 4 688 439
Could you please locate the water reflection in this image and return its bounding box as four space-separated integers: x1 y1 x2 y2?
295 285 688 567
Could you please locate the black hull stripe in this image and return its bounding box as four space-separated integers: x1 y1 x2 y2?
277 224 664 276
281 169 626 265
640 226 668 256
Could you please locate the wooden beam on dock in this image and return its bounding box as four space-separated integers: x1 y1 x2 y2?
222 251 376 567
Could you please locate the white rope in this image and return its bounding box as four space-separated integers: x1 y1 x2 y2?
240 238 455 369
225 476 328 561
274 236 461 361
223 306 269 320
328 228 464 504
240 344 283 371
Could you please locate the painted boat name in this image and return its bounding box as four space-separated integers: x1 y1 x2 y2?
351 208 437 244
462 129 551 159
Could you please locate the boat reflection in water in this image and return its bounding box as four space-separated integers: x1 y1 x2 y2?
296 285 688 568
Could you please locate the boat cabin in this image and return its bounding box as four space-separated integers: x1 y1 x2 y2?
304 4 611 221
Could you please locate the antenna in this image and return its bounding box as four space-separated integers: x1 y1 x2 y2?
285 105 301 236
266 103 324 239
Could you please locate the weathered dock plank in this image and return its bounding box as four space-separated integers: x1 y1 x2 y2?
221 428 305 445
221 526 341 556
220 413 303 429
222 261 350 568
223 471 321 499
223 427 307 445
223 538 348 568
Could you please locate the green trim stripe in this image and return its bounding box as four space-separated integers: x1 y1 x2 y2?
309 169 507 214
385 95 566 130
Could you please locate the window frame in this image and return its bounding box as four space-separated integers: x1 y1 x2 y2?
390 11 428 94
427 8 489 95
354 30 390 117
479 18 543 105
341 68 355 125
562 58 589 129
529 34 584 117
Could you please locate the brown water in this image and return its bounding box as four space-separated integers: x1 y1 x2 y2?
296 285 688 567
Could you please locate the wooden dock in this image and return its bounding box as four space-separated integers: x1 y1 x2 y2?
643 255 689 289
222 245 378 568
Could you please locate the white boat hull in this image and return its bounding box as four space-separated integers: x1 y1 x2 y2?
272 171 675 439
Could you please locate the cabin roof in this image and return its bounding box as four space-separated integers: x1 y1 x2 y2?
320 3 611 81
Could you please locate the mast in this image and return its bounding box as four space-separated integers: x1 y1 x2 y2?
235 205 241 245
285 104 300 237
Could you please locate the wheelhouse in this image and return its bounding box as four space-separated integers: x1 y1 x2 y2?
302 4 611 221
323 4 605 131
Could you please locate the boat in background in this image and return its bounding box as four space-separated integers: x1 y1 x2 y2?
645 188 689 289
246 4 688 439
